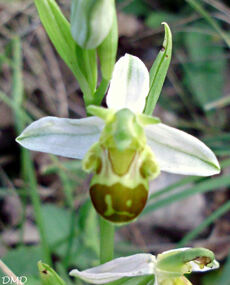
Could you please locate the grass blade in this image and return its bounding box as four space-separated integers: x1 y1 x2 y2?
12 37 52 265
178 200 230 247
186 0 230 48
143 175 230 216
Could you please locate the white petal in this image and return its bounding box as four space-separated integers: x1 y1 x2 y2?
189 259 219 272
106 54 149 113
145 123 220 176
16 116 104 159
70 254 156 284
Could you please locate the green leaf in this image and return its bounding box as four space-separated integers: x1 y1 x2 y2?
183 25 226 109
202 270 222 285
42 204 72 248
77 200 99 256
0 246 42 277
75 46 98 94
217 249 230 285
118 0 150 16
10 37 51 264
38 262 66 285
71 0 115 49
144 22 172 115
34 0 91 97
26 277 41 285
93 78 110 106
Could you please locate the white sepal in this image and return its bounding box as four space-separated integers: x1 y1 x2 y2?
70 254 156 284
16 116 104 159
145 123 220 176
106 54 149 113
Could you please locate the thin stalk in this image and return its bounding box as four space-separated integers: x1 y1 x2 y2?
22 150 52 265
100 217 114 264
12 37 52 265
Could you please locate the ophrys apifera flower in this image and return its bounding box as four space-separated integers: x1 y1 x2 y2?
16 54 220 223
69 247 219 284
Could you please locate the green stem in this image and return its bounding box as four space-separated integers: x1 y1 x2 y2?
23 151 52 265
93 78 110 106
12 37 52 265
99 217 115 264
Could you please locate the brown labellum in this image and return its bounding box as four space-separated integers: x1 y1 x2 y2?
90 183 148 223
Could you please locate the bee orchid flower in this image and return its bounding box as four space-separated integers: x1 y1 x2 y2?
69 247 219 285
16 53 220 223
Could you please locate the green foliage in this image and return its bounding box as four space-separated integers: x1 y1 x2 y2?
183 25 226 110
144 23 172 115
42 204 72 249
186 0 230 47
117 0 151 16
217 250 230 285
39 262 66 285
11 37 51 264
0 246 42 277
34 0 93 99
144 174 230 215
77 200 100 256
202 270 222 285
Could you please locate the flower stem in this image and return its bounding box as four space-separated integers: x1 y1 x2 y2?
99 217 114 264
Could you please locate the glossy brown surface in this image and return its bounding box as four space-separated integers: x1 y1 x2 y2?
90 183 148 223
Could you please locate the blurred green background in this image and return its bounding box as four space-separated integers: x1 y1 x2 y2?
0 0 230 284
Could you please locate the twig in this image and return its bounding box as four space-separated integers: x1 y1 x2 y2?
0 260 23 285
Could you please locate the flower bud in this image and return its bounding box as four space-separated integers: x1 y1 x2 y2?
155 248 219 285
97 9 118 80
83 106 160 223
71 0 115 49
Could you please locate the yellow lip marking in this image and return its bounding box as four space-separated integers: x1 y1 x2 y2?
126 200 132 207
104 194 134 217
